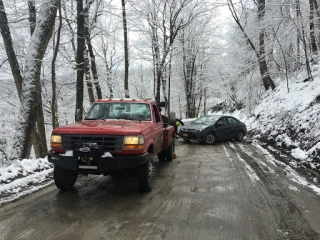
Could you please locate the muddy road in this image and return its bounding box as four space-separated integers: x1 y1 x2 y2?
0 140 320 240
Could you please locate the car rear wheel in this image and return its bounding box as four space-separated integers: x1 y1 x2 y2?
53 166 78 190
205 133 216 145
137 155 156 193
237 131 244 142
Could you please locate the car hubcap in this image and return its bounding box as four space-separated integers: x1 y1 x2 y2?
206 134 215 144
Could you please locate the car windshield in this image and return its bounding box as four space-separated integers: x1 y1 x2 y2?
84 102 152 121
193 115 220 125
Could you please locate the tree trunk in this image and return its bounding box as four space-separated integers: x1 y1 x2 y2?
257 0 275 90
75 0 85 122
311 0 320 51
227 0 275 90
1 0 47 158
28 1 48 158
35 77 47 158
0 0 23 98
28 0 36 35
51 0 62 129
84 0 102 100
309 0 318 55
28 0 42 158
297 0 314 81
84 48 95 104
121 0 129 98
259 31 275 90
9 0 58 161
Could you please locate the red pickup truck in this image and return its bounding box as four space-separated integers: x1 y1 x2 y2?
48 98 175 192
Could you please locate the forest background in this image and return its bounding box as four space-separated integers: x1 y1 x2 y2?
0 0 319 171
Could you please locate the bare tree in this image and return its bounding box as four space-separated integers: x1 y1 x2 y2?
0 0 23 98
122 0 130 98
84 0 103 100
296 0 314 81
75 0 85 122
51 0 62 129
9 0 58 161
28 0 36 34
309 0 318 55
227 0 275 90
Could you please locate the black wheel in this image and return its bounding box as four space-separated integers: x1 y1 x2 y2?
137 155 156 193
205 133 216 145
184 139 191 143
53 166 78 190
164 142 174 161
157 152 166 162
237 131 244 142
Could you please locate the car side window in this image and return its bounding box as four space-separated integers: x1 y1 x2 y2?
216 118 228 126
227 117 238 125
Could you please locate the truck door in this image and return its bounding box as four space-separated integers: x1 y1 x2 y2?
151 105 164 154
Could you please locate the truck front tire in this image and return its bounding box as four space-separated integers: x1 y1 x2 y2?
137 155 155 193
53 166 78 190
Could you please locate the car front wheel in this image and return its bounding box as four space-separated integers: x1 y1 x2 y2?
205 133 216 145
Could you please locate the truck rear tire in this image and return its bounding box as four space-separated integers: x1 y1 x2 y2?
164 142 174 161
53 166 78 190
137 155 155 193
157 152 166 162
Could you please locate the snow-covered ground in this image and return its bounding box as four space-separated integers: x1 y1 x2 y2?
1 77 320 205
0 158 53 205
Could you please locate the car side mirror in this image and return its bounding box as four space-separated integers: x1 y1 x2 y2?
216 122 222 127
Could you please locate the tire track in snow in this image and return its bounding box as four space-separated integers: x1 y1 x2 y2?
223 145 234 168
227 141 320 240
229 142 260 184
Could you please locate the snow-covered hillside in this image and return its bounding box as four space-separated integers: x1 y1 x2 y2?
220 75 320 172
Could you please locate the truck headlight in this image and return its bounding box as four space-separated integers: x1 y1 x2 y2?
50 135 62 149
123 136 144 150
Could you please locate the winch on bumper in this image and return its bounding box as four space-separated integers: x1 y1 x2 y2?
48 150 150 173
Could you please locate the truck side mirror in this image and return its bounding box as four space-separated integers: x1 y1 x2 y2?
157 101 165 107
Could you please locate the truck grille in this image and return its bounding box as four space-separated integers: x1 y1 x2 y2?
62 135 123 152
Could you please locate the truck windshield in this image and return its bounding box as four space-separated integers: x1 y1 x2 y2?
84 102 152 121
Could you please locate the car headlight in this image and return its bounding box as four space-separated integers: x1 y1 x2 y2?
123 135 144 150
50 135 62 148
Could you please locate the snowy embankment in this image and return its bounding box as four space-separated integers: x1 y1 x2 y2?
0 158 53 205
229 78 320 171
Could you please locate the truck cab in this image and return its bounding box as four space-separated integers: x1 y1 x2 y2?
48 98 175 192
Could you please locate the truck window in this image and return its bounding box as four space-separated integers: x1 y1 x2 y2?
152 105 161 123
85 102 152 121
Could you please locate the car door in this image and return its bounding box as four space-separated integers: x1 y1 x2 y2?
214 117 230 140
227 117 240 139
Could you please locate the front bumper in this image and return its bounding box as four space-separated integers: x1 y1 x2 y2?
48 150 150 173
178 130 205 142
